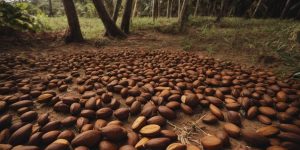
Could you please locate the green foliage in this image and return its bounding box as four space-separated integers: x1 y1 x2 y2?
75 2 97 18
34 0 65 16
0 1 43 32
15 2 44 15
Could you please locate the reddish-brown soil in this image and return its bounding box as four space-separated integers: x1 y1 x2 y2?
0 31 299 150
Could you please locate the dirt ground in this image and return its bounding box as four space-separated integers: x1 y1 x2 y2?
0 31 299 150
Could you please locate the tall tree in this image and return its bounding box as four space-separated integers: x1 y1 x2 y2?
252 0 263 18
62 0 84 43
105 0 122 36
92 0 126 38
194 0 199 17
121 0 134 34
112 0 122 22
167 0 170 18
170 0 174 17
152 0 158 21
216 0 228 22
178 0 190 32
157 0 161 17
281 0 291 19
48 0 53 17
132 0 139 18
177 0 181 18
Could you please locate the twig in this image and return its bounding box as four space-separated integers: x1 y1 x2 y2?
188 138 202 146
195 113 207 124
167 120 184 131
195 125 211 136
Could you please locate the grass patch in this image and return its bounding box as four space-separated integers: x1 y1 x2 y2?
41 16 176 40
40 16 104 40
187 16 300 77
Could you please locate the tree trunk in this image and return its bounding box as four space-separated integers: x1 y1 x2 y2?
92 0 126 38
62 0 84 43
178 0 190 32
194 0 199 17
121 0 134 34
167 0 170 18
178 0 181 18
48 0 53 17
157 0 161 17
170 0 173 17
152 0 158 21
280 0 291 19
216 0 227 22
212 0 217 15
132 0 139 18
105 0 122 36
112 0 122 22
252 0 263 18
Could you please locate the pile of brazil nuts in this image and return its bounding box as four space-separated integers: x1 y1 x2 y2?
0 49 299 150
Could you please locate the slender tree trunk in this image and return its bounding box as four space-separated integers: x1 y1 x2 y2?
132 0 139 18
48 0 53 17
170 0 173 17
112 0 122 22
178 0 181 18
157 0 161 17
280 0 291 19
212 0 217 15
178 0 190 32
152 0 155 20
167 0 170 18
92 0 126 38
121 0 134 34
252 0 263 18
216 0 227 22
194 0 199 17
105 0 122 36
62 0 84 43
152 0 158 21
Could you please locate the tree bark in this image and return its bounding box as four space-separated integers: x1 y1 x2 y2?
252 0 263 18
170 0 173 17
121 0 134 34
105 0 122 36
48 0 53 17
112 0 122 22
178 0 190 32
178 0 181 18
194 0 199 17
280 0 291 19
132 0 139 18
152 0 158 21
157 0 161 17
216 0 227 22
62 0 84 43
92 0 126 38
167 0 170 18
212 0 217 15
